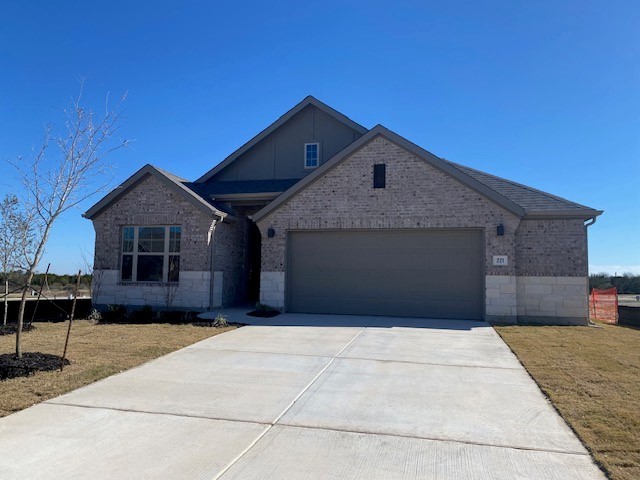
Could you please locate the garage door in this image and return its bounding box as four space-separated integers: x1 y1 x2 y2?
287 230 484 319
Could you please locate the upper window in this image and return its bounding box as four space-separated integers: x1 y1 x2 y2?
304 143 319 169
121 226 181 283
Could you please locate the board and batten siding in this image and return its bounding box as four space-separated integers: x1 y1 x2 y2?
210 105 363 182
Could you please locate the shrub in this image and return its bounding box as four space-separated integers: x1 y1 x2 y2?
101 304 128 323
130 305 154 324
193 313 229 328
255 302 277 312
247 302 280 318
157 310 184 323
88 309 102 323
212 314 229 327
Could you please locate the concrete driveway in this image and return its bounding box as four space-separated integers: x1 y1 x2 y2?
0 313 604 479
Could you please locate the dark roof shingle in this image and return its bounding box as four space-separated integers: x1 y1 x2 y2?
444 161 595 213
185 179 300 197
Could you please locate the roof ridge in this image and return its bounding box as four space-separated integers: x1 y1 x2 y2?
153 165 188 183
252 125 528 222
83 164 234 220
252 125 601 223
194 95 368 183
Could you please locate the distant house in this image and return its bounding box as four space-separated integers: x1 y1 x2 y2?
83 96 602 325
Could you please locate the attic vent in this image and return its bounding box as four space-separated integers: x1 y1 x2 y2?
373 164 386 189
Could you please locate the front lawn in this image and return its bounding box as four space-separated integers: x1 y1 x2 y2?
0 320 236 418
495 323 640 480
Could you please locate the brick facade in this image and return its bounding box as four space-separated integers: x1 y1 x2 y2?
92 175 216 271
90 174 219 309
256 136 589 324
515 219 587 276
89 138 591 324
257 137 521 275
212 220 245 306
256 136 522 317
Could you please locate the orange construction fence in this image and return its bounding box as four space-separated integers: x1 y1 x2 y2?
589 287 618 324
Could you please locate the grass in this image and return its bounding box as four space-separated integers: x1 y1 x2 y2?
495 323 640 480
0 320 236 418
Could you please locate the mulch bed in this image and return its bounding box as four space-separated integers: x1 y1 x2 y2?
0 352 69 380
0 324 36 336
246 310 280 318
99 310 200 325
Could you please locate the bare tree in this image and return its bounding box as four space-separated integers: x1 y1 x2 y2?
0 195 32 326
11 83 128 358
163 282 180 311
79 247 94 296
79 247 106 301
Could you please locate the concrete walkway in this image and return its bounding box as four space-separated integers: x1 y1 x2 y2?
0 312 604 479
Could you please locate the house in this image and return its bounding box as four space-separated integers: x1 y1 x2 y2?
83 96 602 325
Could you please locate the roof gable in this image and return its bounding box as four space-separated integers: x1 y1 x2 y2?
252 125 602 222
194 96 368 183
83 164 234 220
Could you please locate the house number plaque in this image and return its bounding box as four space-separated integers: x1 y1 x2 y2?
493 255 508 266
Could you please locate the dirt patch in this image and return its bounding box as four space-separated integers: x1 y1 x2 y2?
495 323 640 480
0 352 69 380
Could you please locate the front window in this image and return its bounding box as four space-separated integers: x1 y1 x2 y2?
304 143 319 169
121 226 181 282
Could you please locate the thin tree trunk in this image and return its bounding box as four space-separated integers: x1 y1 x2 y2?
60 270 81 371
3 279 8 326
16 271 34 359
28 263 50 330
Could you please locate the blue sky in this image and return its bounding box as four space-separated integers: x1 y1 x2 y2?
0 1 638 275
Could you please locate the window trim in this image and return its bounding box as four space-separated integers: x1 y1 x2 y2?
304 142 320 169
121 225 181 283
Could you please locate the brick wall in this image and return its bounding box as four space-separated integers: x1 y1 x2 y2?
257 136 521 275
87 144 590 322
210 205 264 306
515 219 587 276
90 174 218 309
213 220 245 306
255 135 590 324
91 174 216 271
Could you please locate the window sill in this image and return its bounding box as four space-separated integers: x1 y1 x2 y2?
118 281 180 287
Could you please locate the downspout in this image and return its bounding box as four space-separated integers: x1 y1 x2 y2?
584 216 597 326
209 219 219 310
584 216 597 271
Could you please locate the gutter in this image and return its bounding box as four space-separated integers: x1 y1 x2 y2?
211 192 284 202
524 209 604 220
